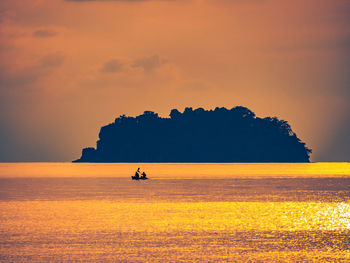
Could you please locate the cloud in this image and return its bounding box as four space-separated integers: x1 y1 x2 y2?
0 67 40 90
0 53 65 91
32 29 58 38
40 53 66 68
100 59 125 73
132 55 167 72
66 0 155 2
100 55 167 74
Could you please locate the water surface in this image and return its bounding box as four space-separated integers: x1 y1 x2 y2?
0 163 349 262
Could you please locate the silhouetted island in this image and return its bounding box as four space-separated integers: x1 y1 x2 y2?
74 107 311 163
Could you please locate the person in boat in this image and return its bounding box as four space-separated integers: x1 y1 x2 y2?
134 168 141 179
141 172 147 179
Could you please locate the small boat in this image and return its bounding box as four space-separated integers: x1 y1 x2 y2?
131 171 148 180
131 176 148 180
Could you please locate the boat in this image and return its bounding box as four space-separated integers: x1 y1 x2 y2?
131 176 148 180
131 171 148 180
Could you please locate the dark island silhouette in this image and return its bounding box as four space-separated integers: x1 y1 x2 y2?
74 107 311 163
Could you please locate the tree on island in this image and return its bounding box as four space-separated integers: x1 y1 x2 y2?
74 106 312 163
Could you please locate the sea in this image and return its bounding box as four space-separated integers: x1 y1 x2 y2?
0 163 349 262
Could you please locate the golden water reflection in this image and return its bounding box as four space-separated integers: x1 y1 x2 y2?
1 201 349 261
0 163 350 262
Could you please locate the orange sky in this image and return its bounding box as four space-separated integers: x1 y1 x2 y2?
0 0 349 161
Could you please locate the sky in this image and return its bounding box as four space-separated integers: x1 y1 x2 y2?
0 0 349 162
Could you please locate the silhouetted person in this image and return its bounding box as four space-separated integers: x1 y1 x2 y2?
135 168 140 179
141 172 147 179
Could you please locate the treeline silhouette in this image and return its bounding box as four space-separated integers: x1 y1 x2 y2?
74 107 311 162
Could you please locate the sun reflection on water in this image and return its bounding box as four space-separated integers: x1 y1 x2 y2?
1 200 350 261
0 163 349 261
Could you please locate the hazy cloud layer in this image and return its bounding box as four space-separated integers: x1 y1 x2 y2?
100 59 125 73
0 0 349 161
32 29 57 38
0 53 65 91
40 53 66 68
0 68 39 91
132 55 167 72
100 55 167 74
66 0 158 2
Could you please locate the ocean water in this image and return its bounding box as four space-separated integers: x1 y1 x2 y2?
0 163 349 262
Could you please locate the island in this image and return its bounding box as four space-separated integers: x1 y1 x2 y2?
74 107 312 162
